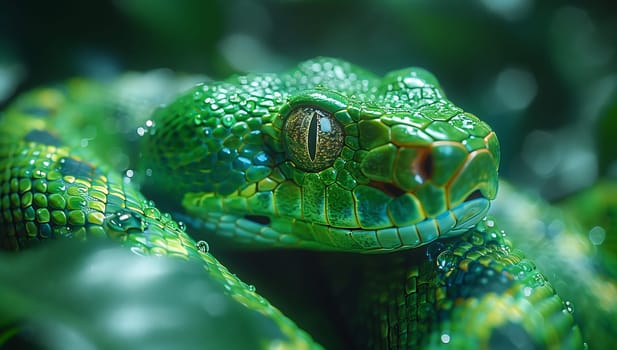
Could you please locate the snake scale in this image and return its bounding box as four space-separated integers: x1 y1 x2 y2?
0 58 588 349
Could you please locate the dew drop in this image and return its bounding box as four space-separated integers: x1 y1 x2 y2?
440 333 451 344
588 226 606 245
564 300 574 313
193 115 203 126
470 232 484 245
222 115 235 127
161 212 172 223
245 100 256 111
500 244 511 255
193 90 203 101
197 240 209 253
436 251 456 271
229 93 241 103
144 207 161 220
248 285 256 292
106 209 145 233
531 273 546 287
519 259 536 273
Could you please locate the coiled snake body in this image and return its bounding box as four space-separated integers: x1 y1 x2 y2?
0 58 586 348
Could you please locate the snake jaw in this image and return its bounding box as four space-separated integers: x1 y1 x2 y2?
182 196 491 253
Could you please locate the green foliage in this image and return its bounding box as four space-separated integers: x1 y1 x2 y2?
0 241 274 349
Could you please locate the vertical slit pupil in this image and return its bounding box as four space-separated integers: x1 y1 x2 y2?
307 111 318 161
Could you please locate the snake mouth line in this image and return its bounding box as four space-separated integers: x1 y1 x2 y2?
241 189 486 233
221 196 489 252
336 197 490 252
244 215 271 225
369 181 406 197
370 182 486 202
464 189 485 202
191 172 493 253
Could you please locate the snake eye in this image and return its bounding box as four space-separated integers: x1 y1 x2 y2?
283 106 344 172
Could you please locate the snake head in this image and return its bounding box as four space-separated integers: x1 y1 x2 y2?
144 58 499 252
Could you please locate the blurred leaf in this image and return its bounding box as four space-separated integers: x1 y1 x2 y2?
0 240 280 349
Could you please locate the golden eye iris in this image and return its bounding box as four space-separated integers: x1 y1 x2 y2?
283 106 344 172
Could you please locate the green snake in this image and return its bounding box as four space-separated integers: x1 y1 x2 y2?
0 58 593 348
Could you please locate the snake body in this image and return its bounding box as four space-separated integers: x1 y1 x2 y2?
0 58 585 348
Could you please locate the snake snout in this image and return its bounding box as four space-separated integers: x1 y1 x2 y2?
360 123 499 229
449 147 498 202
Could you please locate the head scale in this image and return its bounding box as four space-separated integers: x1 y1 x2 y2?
143 57 499 253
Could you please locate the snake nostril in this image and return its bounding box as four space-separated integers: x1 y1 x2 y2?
419 152 433 181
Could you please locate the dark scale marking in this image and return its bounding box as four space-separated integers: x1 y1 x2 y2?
419 151 433 180
24 129 63 147
489 321 538 350
464 189 484 202
244 215 271 225
368 180 405 198
58 157 96 180
444 261 513 300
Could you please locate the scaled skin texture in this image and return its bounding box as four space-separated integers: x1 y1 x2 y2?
0 58 584 349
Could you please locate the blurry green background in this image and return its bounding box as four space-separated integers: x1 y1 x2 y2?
1 0 616 199
0 2 616 348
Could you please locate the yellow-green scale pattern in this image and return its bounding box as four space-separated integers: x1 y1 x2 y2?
0 83 320 349
331 217 583 349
